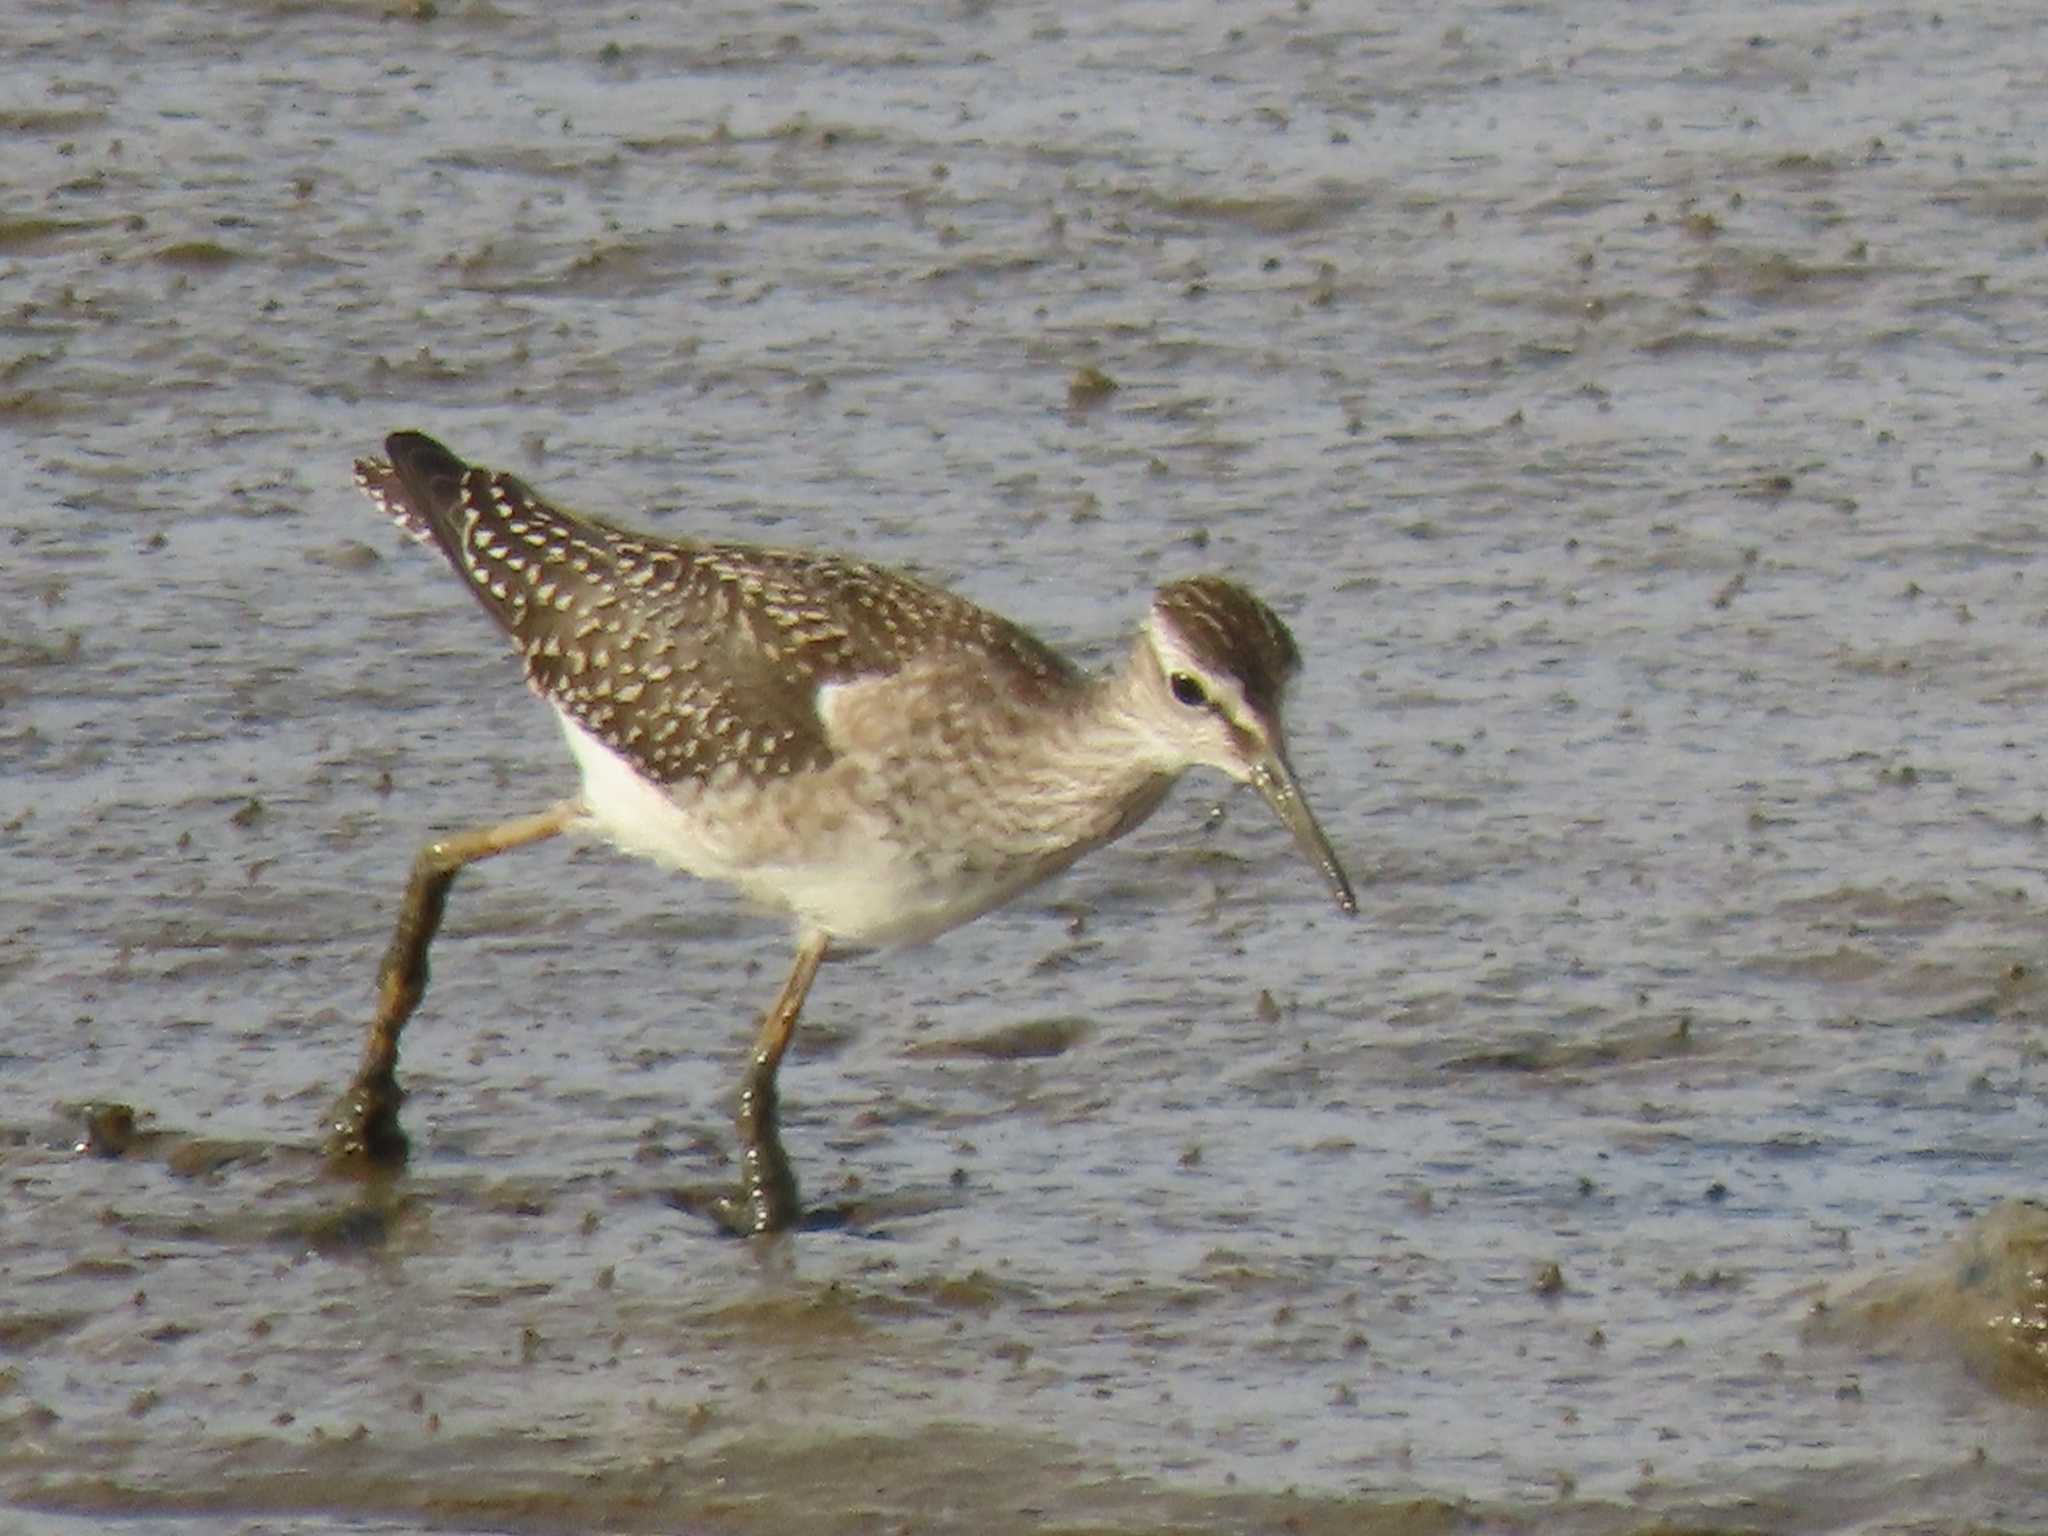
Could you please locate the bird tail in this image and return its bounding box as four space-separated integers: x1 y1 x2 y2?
353 431 477 558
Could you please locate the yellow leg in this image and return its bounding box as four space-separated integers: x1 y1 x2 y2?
718 930 830 1235
324 800 580 1166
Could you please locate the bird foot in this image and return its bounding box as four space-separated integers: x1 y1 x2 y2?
322 1070 410 1168
709 1187 796 1238
710 1129 803 1237
702 1063 807 1235
702 1186 851 1237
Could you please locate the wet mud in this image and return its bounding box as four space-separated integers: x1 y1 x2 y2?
7 0 2048 1531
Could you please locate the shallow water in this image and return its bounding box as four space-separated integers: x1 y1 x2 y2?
6 1 2048 1531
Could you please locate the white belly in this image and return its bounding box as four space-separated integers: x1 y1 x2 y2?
557 713 1119 949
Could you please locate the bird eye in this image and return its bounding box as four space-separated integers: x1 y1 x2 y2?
1168 672 1208 708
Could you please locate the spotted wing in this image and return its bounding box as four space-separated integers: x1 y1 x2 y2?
356 432 1078 786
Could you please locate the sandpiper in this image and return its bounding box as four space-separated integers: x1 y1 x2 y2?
326 431 1355 1233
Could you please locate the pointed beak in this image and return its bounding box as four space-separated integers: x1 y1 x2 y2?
1249 751 1357 915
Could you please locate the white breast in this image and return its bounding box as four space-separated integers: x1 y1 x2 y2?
556 710 1104 949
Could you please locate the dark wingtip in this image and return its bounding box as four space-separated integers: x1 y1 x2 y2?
378 432 475 532
384 430 468 485
355 454 436 544
356 433 471 548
